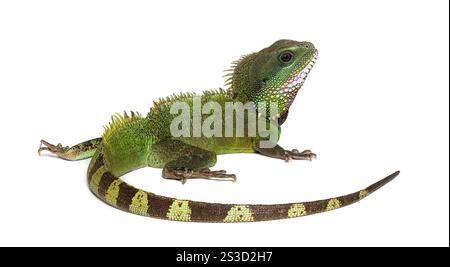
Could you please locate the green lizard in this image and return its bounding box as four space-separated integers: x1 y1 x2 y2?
39 40 399 222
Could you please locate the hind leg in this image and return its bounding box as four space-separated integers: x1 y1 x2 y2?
38 138 101 161
150 140 236 184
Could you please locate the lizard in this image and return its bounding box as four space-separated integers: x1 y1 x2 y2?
38 39 399 222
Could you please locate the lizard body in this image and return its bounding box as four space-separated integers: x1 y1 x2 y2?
39 40 399 222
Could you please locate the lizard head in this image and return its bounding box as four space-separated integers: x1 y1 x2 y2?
227 39 318 124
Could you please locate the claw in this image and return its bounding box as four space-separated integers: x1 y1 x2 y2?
38 139 68 156
163 168 237 183
284 149 316 162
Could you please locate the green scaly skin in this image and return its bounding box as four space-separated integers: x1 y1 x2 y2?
39 40 399 222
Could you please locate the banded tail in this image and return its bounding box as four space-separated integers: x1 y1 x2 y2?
88 151 399 222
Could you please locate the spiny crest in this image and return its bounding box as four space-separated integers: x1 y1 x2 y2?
202 88 231 97
149 92 197 113
103 111 142 139
223 53 253 90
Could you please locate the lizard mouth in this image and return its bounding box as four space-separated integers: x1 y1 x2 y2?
282 50 318 107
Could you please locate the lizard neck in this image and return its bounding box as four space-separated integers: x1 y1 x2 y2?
229 53 258 103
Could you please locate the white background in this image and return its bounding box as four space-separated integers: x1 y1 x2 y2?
0 0 448 247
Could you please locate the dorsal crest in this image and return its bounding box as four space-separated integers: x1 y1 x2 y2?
103 111 142 140
223 53 255 98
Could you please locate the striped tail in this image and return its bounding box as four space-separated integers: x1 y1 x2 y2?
88 152 399 222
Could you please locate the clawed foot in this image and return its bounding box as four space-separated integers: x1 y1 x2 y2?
38 139 68 156
163 168 237 184
284 149 317 162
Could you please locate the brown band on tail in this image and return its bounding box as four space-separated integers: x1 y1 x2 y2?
87 152 399 222
87 153 104 184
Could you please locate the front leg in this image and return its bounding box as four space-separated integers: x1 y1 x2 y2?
254 144 316 162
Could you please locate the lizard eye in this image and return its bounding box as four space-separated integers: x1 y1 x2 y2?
279 51 294 63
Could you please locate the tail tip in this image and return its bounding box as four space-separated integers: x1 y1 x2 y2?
384 170 400 183
366 170 400 194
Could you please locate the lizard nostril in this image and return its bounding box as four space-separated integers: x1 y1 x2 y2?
299 42 314 50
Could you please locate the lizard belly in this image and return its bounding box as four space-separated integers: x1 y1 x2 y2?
174 137 255 155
